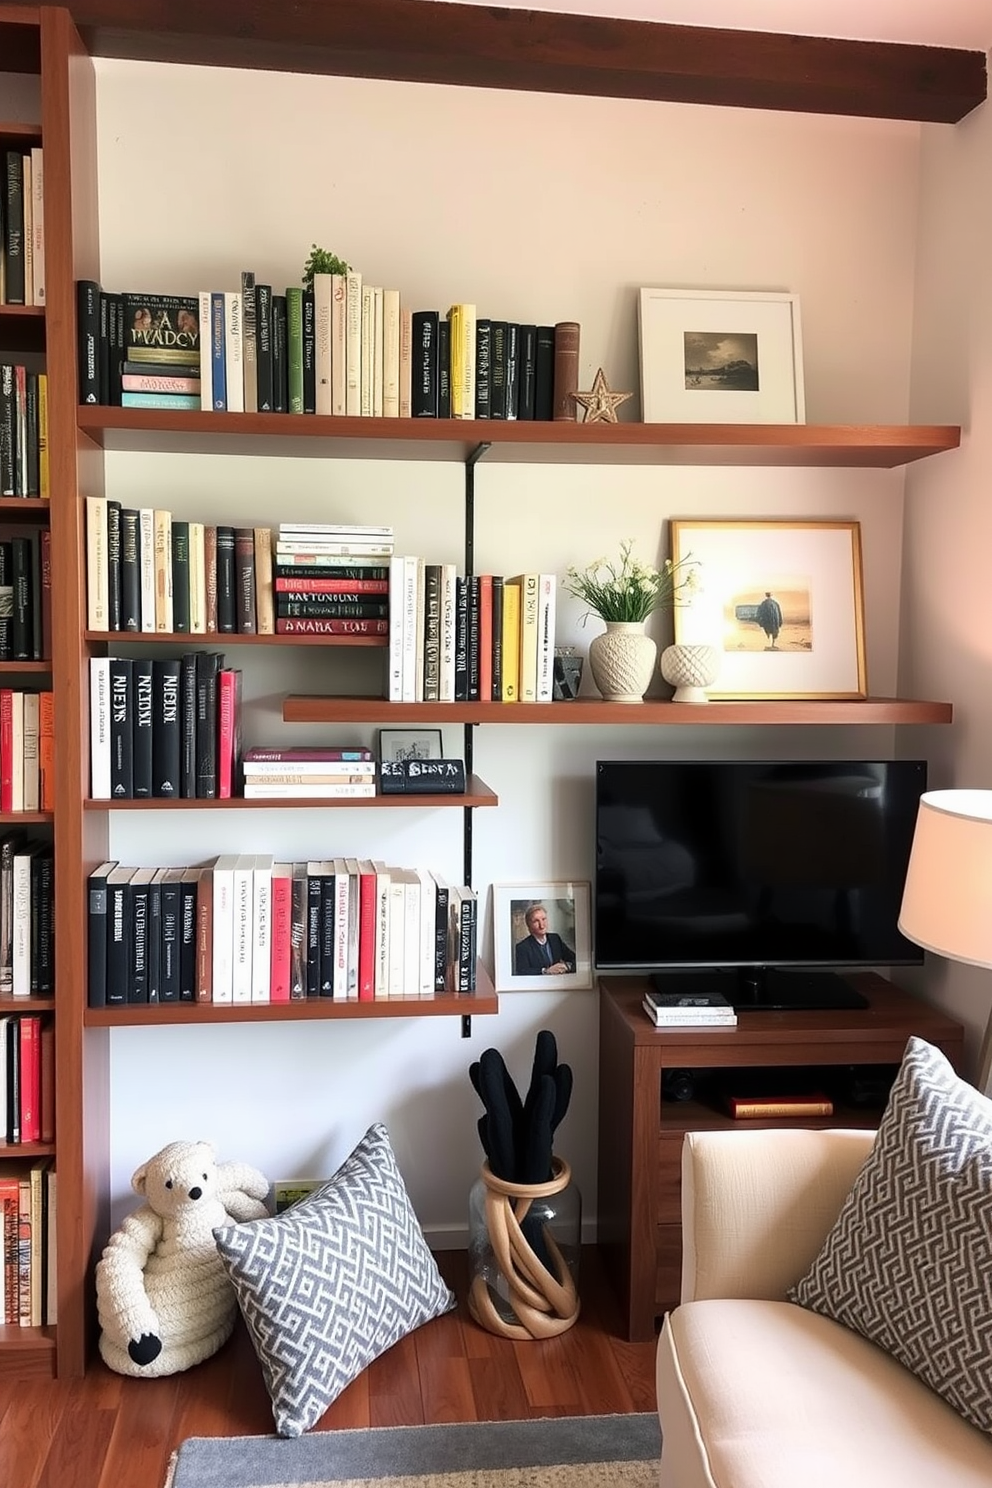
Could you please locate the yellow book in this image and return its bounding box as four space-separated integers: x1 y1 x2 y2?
37 373 49 497
253 525 274 633
153 508 173 632
501 580 521 702
447 303 477 418
512 572 540 702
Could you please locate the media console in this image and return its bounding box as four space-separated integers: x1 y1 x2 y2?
596 973 965 1341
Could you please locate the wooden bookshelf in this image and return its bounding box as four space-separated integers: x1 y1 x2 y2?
83 776 498 808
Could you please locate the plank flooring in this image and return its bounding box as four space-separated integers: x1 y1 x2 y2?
0 1248 659 1488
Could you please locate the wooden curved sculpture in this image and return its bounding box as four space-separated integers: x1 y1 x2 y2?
467 1158 580 1340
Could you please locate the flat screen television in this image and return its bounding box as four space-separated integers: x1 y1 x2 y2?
594 759 927 1010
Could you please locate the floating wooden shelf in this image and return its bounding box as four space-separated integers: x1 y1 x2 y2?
76 408 962 469
84 776 498 808
283 696 953 727
0 660 51 673
0 811 53 824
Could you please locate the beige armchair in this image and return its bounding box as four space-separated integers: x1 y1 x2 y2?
657 1127 992 1488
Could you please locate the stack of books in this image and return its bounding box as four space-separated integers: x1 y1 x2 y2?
274 523 393 636
0 1156 55 1327
242 746 376 799
641 987 738 1028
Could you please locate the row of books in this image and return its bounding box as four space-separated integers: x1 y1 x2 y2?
1 148 45 307
75 280 583 423
0 832 53 996
86 856 478 1007
0 365 48 499
0 1013 52 1145
89 656 242 801
388 561 557 702
0 1158 55 1328
0 690 54 812
0 531 49 661
242 747 376 800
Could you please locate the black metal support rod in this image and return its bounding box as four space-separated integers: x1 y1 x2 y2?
460 444 490 1037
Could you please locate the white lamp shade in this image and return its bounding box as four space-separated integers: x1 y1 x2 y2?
899 789 992 970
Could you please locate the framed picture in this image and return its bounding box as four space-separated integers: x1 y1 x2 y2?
671 519 867 700
493 882 593 992
377 728 443 764
638 288 805 424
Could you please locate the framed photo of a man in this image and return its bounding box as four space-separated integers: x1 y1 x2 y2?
493 882 592 992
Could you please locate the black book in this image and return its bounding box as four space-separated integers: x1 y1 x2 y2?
151 656 181 797
28 525 41 660
146 869 162 1003
437 318 451 418
0 363 15 495
379 758 466 794
255 283 274 412
517 324 538 420
179 867 199 1001
24 371 39 496
431 874 449 992
489 320 508 420
319 873 336 997
306 869 322 998
5 1014 19 1141
108 656 134 799
86 859 118 1008
272 293 288 413
534 324 555 420
159 869 182 1003
459 892 478 992
76 279 102 404
215 526 236 633
0 541 10 659
106 500 122 631
453 575 469 701
504 322 520 421
491 574 504 700
179 650 198 798
119 508 141 631
105 865 135 1006
411 310 439 417
466 574 481 701
10 536 32 661
3 152 25 305
128 866 155 1004
475 318 492 418
171 520 191 633
289 863 307 1000
195 650 223 798
235 527 256 634
302 288 316 414
107 292 125 406
132 656 154 798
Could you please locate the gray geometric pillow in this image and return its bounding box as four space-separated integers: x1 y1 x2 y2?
213 1123 456 1437
790 1037 992 1436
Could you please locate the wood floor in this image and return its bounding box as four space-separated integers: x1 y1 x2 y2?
0 1248 659 1488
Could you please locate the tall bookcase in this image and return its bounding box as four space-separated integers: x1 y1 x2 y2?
0 1 978 1379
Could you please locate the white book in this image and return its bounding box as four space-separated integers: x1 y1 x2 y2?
372 860 391 998
274 540 394 557
332 857 350 1001
535 572 557 702
360 283 374 417
30 147 44 307
139 509 156 632
401 556 421 703
382 288 401 418
416 867 435 995
313 273 334 416
399 306 412 418
89 658 111 799
345 269 363 416
224 290 244 413
400 869 421 996
21 691 38 813
231 852 255 1003
372 285 384 418
153 509 173 632
387 874 406 997
518 572 540 703
243 782 377 799
12 845 36 995
344 857 361 999
251 853 273 1003
388 554 405 702
439 563 457 702
85 496 109 630
9 691 23 813
278 522 395 538
211 853 239 1003
198 291 213 409
330 273 347 416
242 759 375 777
188 521 206 632
414 558 427 702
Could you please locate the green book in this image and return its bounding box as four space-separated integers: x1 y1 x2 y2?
285 286 304 414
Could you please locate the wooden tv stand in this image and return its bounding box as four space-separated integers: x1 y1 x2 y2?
596 973 965 1342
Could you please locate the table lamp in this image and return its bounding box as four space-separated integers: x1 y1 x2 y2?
898 789 992 1090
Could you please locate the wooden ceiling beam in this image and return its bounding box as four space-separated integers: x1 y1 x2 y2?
18 0 988 123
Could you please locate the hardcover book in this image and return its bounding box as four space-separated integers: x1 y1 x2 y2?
411 310 439 417
122 293 199 366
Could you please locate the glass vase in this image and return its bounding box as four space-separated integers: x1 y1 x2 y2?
467 1157 581 1340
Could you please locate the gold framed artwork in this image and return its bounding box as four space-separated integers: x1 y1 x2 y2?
638 288 805 424
671 519 867 700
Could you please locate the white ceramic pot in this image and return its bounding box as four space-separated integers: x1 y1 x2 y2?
660 642 721 702
588 621 658 703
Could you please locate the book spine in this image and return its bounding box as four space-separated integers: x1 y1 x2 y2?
215 526 236 633
313 273 333 415
518 323 538 419
382 288 401 417
109 657 133 799
198 289 213 409
241 270 258 413
224 290 243 412
38 690 54 811
302 286 316 415
179 651 197 798
273 294 288 411
255 284 274 412
139 509 156 632
128 873 148 1004
274 617 388 635
151 657 181 797
553 320 580 420
119 509 141 631
534 324 555 420
475 317 491 418
153 509 173 632
285 286 304 414
179 871 199 1002
159 877 181 1002
4 154 25 305
203 525 218 632
77 279 101 404
411 310 439 417
518 572 540 702
131 658 153 798
210 291 227 410
188 521 206 632
504 321 520 420
85 496 109 631
234 527 257 633
728 1097 834 1119
345 270 362 417
269 869 292 1003
89 658 111 799
171 520 190 633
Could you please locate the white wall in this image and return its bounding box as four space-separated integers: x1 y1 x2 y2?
92 59 926 1235
900 87 992 1072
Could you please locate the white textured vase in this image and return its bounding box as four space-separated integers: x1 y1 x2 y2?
589 622 658 703
660 642 721 703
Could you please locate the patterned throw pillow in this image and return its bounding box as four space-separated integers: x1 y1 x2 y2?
789 1036 992 1435
213 1123 456 1437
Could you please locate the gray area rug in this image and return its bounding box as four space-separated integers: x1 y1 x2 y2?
165 1412 662 1488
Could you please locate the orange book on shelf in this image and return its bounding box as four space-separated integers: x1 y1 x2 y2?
725 1092 834 1120
38 691 54 811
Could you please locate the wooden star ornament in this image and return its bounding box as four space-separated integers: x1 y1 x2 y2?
571 367 634 424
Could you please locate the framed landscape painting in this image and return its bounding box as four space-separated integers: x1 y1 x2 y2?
639 288 805 424
493 882 592 992
671 519 867 699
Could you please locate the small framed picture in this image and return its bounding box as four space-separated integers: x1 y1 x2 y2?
493 882 593 992
377 728 443 764
638 287 805 424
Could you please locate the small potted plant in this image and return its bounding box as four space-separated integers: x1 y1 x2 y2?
301 243 351 287
564 540 697 702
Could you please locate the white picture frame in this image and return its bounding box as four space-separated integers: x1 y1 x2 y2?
493 882 593 992
638 288 805 424
671 518 867 699
377 728 443 764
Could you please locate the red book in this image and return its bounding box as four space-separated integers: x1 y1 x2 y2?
18 1016 41 1144
38 691 54 811
273 576 388 594
269 865 292 1003
275 617 388 636
477 574 493 704
0 1177 19 1322
0 690 13 811
357 859 377 1001
216 668 242 797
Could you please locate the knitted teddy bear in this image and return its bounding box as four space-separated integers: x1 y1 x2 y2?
96 1139 269 1377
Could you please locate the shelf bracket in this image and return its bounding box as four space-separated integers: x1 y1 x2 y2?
461 1014 472 1039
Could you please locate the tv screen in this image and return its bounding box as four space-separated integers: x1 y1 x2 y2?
594 759 927 1010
